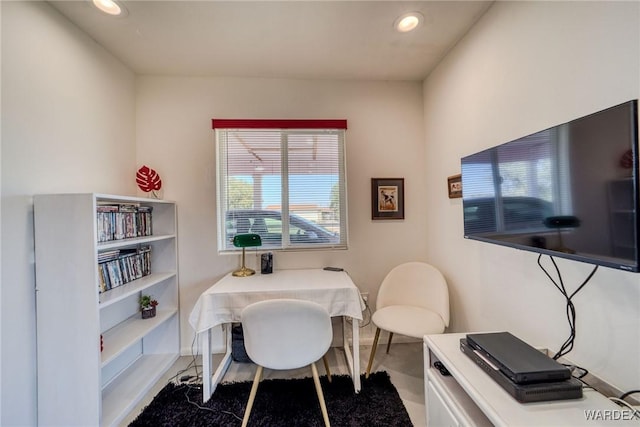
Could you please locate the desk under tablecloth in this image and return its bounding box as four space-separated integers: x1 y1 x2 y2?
189 268 365 334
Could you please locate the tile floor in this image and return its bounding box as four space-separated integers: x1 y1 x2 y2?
121 341 426 426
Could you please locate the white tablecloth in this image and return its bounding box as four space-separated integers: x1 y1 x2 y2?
189 268 365 334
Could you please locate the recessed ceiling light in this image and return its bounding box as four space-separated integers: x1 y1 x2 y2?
92 0 128 17
394 12 424 33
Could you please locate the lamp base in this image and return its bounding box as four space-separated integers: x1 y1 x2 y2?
232 266 256 277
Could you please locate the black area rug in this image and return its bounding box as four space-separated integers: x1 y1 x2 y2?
129 371 413 426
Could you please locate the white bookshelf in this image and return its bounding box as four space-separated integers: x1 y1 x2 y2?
34 193 179 427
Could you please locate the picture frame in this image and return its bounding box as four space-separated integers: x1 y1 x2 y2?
447 174 462 199
371 178 405 220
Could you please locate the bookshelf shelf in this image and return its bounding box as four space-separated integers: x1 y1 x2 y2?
34 193 179 427
101 308 177 366
99 272 176 307
97 233 176 250
101 353 178 427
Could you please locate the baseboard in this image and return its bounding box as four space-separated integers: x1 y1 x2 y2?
182 335 421 357
358 332 422 346
181 321 422 357
354 334 421 347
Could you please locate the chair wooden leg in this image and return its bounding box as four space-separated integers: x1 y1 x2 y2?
311 362 331 427
386 332 394 354
241 365 263 427
365 327 381 379
322 355 332 382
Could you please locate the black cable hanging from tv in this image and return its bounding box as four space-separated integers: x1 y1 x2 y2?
536 254 598 360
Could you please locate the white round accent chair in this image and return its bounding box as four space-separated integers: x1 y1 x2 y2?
365 261 450 378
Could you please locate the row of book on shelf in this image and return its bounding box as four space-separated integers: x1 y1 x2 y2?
97 203 153 243
98 246 151 293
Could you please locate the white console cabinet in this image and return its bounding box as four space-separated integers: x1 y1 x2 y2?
424 333 637 426
34 193 179 427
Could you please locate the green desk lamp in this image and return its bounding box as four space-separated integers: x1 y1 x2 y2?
232 233 262 277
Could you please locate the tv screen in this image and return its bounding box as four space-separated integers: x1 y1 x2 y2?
461 100 639 272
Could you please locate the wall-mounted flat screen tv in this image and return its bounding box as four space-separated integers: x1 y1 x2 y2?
461 100 639 272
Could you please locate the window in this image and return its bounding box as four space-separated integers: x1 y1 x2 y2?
214 119 348 251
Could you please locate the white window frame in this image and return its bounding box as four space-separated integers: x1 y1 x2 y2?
214 119 348 252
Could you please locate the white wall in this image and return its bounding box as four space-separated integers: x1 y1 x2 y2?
135 76 427 353
1 3 4 422
5 1 639 423
423 1 640 392
1 2 136 425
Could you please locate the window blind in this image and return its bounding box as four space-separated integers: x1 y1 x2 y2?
214 119 348 251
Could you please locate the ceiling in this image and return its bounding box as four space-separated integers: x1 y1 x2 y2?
49 1 493 82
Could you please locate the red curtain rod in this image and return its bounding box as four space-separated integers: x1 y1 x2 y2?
212 119 347 130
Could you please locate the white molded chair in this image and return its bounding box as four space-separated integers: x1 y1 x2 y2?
365 262 449 378
240 299 333 427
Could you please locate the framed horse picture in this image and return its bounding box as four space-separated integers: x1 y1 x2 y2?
371 178 404 220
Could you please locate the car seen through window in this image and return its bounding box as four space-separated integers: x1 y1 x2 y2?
225 209 339 250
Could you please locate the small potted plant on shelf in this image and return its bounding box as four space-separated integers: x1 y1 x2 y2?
140 295 158 319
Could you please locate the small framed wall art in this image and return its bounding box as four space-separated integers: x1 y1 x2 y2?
447 174 462 199
371 178 405 220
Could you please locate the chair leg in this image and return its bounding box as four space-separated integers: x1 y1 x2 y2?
311 362 331 427
386 332 394 354
241 365 263 427
365 327 381 379
322 354 332 382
